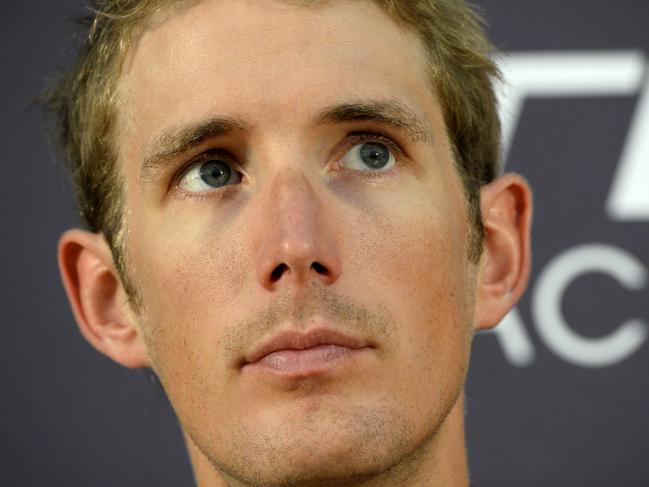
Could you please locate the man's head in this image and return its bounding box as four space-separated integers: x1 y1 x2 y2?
49 0 502 298
52 0 532 485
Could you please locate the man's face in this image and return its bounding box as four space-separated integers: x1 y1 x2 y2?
117 0 478 483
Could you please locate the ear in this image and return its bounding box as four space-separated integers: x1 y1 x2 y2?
474 173 533 330
58 229 152 368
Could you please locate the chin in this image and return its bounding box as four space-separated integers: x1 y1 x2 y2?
220 447 392 487
210 401 425 487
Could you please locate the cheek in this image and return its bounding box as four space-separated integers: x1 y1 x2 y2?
126 217 250 395
387 214 471 349
349 181 475 413
129 204 249 306
352 176 472 322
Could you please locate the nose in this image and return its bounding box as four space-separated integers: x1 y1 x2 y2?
255 168 342 292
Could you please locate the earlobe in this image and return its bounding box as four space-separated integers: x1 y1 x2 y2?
58 229 151 368
474 173 533 330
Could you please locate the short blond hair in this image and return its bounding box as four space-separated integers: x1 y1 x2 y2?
45 0 502 303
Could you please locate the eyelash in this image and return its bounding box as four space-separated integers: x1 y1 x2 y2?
336 132 406 180
173 131 408 198
173 150 239 200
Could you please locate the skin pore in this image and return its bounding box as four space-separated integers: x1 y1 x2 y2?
58 1 532 486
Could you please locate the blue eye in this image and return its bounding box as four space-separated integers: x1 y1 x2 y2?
340 141 396 172
178 158 242 193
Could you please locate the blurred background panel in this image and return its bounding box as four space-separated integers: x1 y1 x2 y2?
1 1 647 486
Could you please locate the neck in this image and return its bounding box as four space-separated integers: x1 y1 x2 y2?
183 393 469 487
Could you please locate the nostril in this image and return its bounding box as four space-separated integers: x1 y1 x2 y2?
269 262 329 284
312 261 328 275
270 264 287 283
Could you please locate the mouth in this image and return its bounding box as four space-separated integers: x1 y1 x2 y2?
241 327 374 378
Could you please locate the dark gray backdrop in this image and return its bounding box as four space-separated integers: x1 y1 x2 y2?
2 1 647 486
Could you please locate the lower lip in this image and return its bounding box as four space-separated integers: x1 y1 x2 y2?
243 344 368 377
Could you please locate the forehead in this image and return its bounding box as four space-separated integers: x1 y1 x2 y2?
117 0 438 157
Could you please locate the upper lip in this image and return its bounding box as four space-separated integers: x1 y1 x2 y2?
243 327 370 365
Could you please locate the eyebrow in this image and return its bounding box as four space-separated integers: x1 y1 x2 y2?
314 100 433 145
140 100 432 183
141 116 251 182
